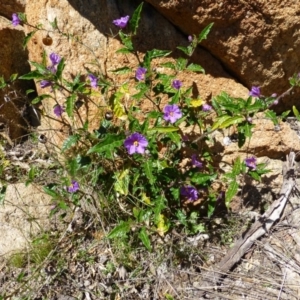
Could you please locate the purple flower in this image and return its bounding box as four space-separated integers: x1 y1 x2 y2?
163 104 183 124
12 13 21 26
188 35 193 42
271 93 277 98
124 132 148 155
247 117 253 123
180 186 198 201
135 67 147 81
172 80 182 90
88 74 98 88
40 80 53 89
191 154 203 168
113 15 130 29
47 65 59 74
249 86 261 98
245 156 257 170
68 180 79 193
49 53 61 66
53 105 65 117
202 103 212 112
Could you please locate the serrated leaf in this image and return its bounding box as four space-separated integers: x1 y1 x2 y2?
87 133 125 154
225 181 238 207
186 63 205 73
198 23 214 43
143 161 155 185
138 227 152 251
107 221 131 239
61 134 80 152
129 2 143 35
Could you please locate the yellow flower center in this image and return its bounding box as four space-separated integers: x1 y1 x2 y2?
134 140 139 146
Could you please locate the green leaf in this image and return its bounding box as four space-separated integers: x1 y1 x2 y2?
107 221 131 239
211 115 232 130
143 161 155 185
118 31 133 52
50 17 58 29
19 70 45 80
129 2 143 35
293 106 300 121
265 110 279 125
116 47 132 54
9 73 18 82
249 171 260 181
114 169 130 196
177 46 190 56
31 94 51 104
198 23 214 43
159 62 175 69
147 126 179 133
186 63 205 73
191 173 217 185
138 227 152 251
218 115 244 129
232 157 242 176
23 30 37 48
43 186 59 198
225 181 238 207
111 66 132 74
175 57 188 71
30 61 48 74
62 134 80 152
66 94 76 117
144 49 172 70
87 133 125 155
55 57 65 80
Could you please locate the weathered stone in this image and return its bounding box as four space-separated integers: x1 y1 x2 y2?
0 183 52 256
23 0 248 146
144 0 300 113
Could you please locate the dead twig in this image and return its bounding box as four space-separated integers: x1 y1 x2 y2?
198 152 297 296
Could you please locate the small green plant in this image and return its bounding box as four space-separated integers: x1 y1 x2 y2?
6 5 300 254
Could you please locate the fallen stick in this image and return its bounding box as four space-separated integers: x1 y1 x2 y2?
198 152 297 296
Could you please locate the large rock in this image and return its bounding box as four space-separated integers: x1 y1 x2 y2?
144 0 300 113
23 0 248 145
